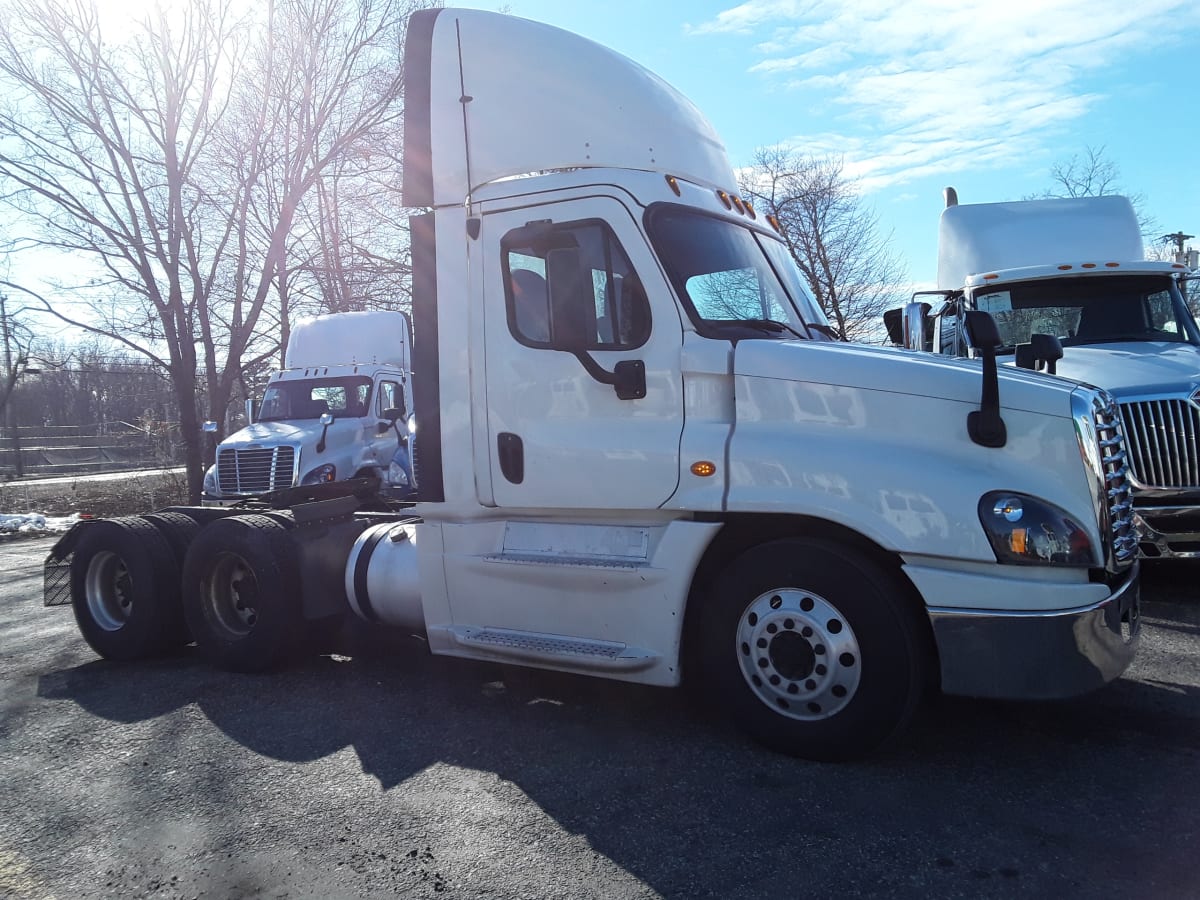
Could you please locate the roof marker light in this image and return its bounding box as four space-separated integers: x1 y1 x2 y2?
984 273 999 280
1082 263 1096 268
744 200 757 219
1105 262 1120 268
665 175 681 196
717 190 732 209
732 196 745 214
1058 265 1072 270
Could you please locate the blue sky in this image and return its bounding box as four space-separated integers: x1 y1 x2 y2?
467 0 1200 287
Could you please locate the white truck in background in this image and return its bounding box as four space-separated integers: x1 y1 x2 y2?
889 191 1200 559
47 9 1141 762
201 310 416 506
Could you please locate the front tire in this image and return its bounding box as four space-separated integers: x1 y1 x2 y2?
182 515 301 672
696 537 930 761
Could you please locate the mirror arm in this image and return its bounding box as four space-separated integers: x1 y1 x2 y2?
569 351 646 401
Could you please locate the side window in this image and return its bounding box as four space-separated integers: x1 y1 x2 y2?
502 219 651 350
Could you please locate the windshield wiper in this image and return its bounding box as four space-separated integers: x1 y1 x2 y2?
737 318 806 339
804 322 839 340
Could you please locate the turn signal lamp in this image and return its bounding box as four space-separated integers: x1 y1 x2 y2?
690 461 717 477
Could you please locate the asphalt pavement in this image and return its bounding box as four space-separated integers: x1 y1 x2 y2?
1 536 1198 899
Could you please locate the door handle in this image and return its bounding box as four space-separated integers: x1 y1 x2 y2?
497 432 524 484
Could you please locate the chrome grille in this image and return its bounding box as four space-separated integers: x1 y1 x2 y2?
1093 396 1138 565
1117 398 1200 490
217 446 296 494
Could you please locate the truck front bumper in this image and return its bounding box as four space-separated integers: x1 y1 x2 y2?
922 563 1140 700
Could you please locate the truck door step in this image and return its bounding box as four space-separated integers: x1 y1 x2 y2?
443 625 659 672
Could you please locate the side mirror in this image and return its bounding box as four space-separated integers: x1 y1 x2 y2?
902 301 932 351
882 308 904 345
202 420 218 433
318 412 334 427
545 247 591 351
1029 333 1063 375
544 246 646 401
963 311 1006 448
963 309 1001 350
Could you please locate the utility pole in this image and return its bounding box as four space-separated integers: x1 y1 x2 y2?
1163 231 1195 265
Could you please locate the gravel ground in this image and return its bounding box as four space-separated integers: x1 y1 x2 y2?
1 538 1198 899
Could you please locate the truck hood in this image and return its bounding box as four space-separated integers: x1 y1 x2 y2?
736 339 1076 417
220 421 313 447
1017 342 1200 398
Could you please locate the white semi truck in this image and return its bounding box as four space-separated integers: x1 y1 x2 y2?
201 310 416 506
889 190 1199 559
45 9 1140 761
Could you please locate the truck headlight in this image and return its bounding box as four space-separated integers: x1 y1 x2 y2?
203 464 218 495
978 492 1095 567
301 463 337 485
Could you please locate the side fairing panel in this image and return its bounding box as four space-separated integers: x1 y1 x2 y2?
402 8 734 208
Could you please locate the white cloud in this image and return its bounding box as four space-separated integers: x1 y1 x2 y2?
690 0 1200 190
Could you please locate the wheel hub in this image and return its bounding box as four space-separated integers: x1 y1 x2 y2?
84 550 133 632
736 588 862 721
204 552 260 638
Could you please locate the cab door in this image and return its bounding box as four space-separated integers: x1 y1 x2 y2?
479 195 684 510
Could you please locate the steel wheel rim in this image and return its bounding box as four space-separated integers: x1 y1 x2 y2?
84 550 133 632
203 551 259 639
736 588 862 721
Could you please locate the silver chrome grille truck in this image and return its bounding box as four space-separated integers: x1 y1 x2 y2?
891 190 1200 559
44 9 1140 761
201 310 415 506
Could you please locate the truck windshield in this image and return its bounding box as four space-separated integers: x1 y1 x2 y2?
647 206 834 340
257 375 373 421
973 274 1197 351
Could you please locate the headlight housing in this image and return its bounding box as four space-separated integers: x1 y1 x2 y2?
202 464 219 495
301 463 337 485
978 491 1096 567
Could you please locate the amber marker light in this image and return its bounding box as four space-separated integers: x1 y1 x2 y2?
732 195 745 214
983 273 999 280
665 175 681 196
690 460 717 477
744 200 757 219
1082 262 1097 268
717 190 732 209
1057 265 1073 270
1105 262 1120 268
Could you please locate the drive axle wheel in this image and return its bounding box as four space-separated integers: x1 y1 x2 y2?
182 515 300 672
698 537 930 761
70 517 182 660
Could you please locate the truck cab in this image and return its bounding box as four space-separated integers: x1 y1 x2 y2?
202 310 415 505
891 194 1200 559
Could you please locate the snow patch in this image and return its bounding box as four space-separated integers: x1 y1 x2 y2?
0 513 82 534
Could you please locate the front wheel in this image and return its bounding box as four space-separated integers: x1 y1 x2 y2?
696 537 931 761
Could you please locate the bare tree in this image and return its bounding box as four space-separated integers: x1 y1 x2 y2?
1032 144 1158 242
0 0 423 500
740 147 908 342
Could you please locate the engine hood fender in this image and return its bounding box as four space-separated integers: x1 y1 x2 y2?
1026 342 1200 398
734 339 1077 418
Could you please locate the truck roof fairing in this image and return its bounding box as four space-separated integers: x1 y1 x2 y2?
937 195 1144 290
401 8 735 208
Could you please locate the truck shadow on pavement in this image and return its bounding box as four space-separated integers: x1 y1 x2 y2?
33 605 1200 898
